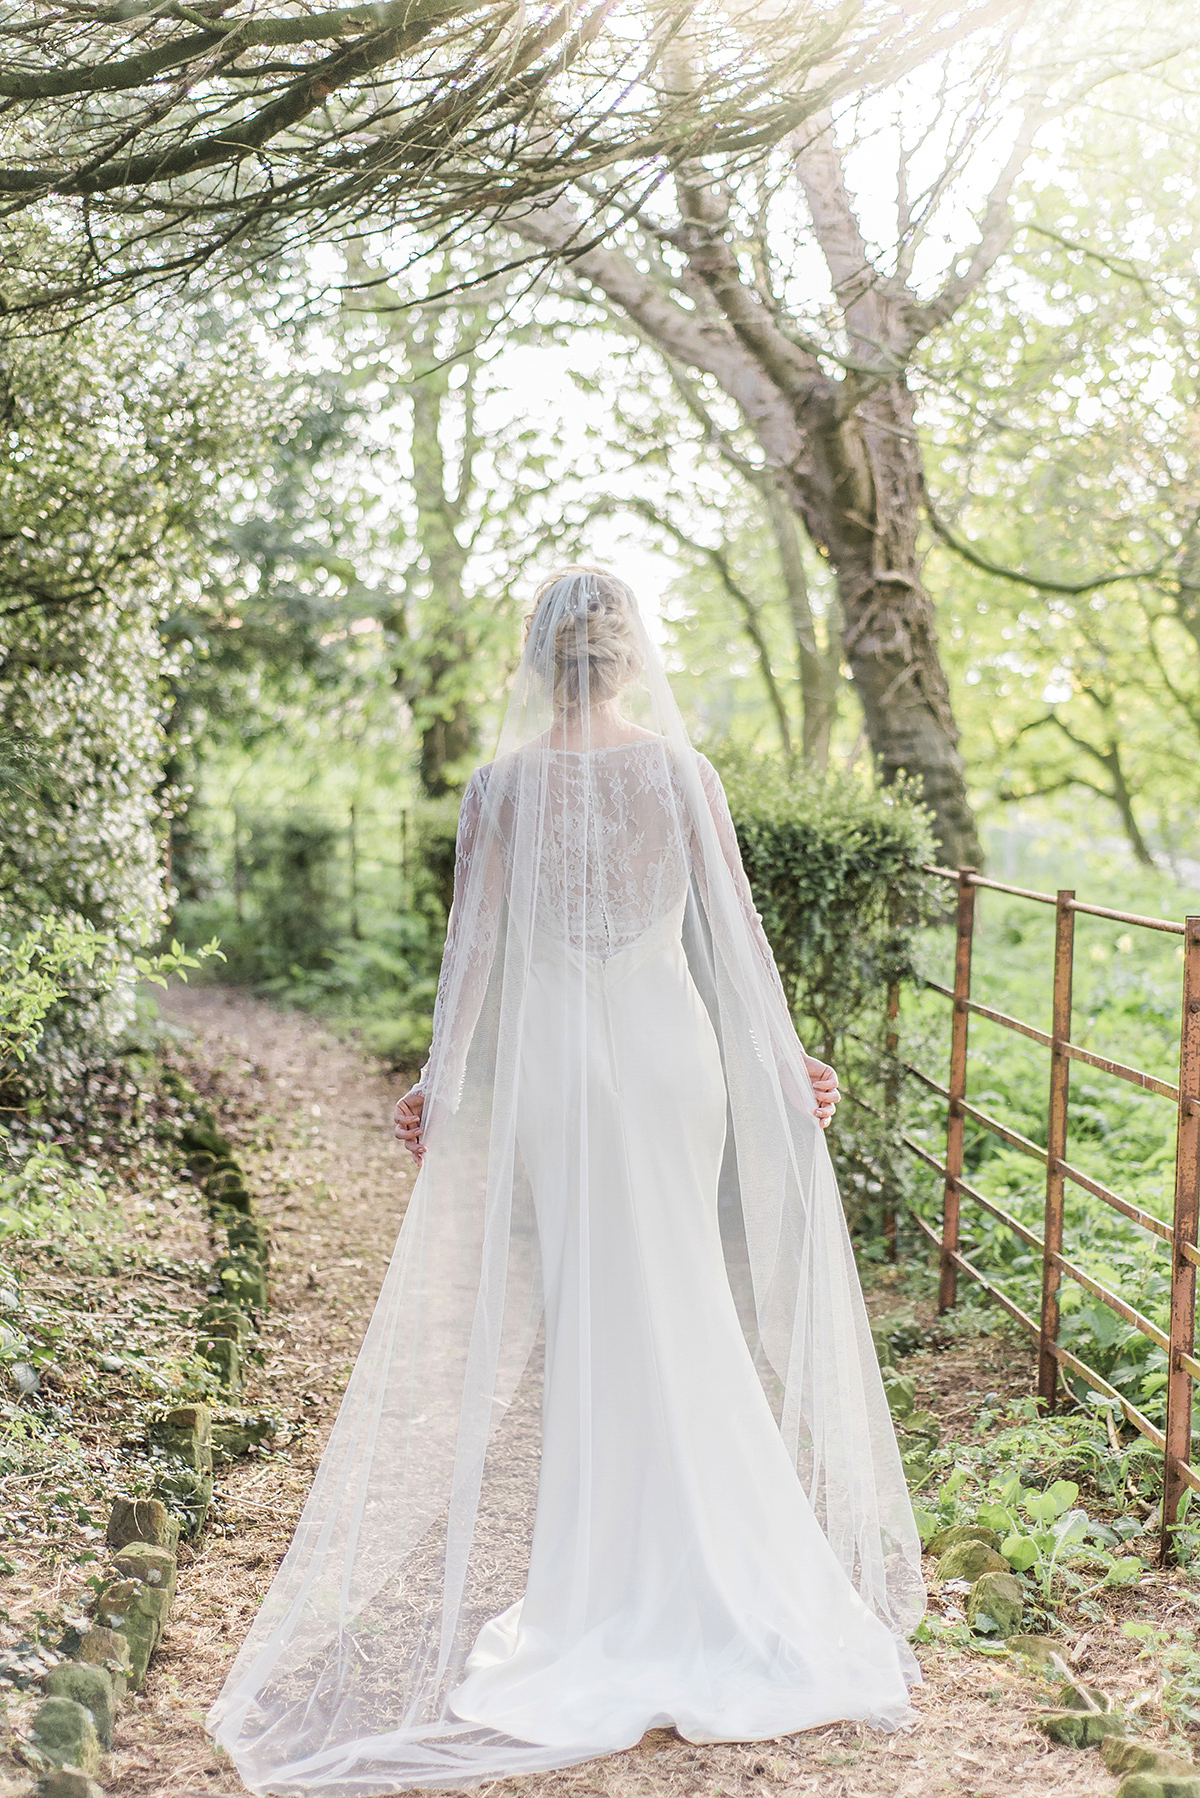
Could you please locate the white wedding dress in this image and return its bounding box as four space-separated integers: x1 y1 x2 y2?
447 753 911 1747
209 578 923 1797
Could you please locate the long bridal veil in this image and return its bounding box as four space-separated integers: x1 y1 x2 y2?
209 571 924 1796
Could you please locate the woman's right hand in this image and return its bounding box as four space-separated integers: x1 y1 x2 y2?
394 1087 426 1166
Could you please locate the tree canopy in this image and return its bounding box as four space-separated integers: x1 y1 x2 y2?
0 0 989 319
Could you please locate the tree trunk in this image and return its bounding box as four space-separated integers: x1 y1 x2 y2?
762 484 838 769
790 380 982 863
416 641 476 797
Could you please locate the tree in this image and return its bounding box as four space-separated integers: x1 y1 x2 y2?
570 338 843 763
339 249 571 793
502 10 1195 861
918 83 1200 863
0 0 954 320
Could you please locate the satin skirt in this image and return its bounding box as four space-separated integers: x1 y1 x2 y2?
448 912 912 1748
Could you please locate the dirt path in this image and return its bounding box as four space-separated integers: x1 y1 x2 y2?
115 987 1120 1798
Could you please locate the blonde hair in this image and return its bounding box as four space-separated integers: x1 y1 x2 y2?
526 566 643 709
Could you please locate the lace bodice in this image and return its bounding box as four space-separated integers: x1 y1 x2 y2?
420 740 795 1105
498 740 689 958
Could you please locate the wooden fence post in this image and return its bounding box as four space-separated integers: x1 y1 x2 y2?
1039 889 1076 1409
1163 914 1200 1560
233 806 245 926
939 868 976 1313
349 802 362 940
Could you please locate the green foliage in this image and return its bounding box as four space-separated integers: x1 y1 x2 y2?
922 87 1200 862
1124 1615 1200 1729
180 797 458 1071
0 267 271 1091
0 914 219 1119
915 1400 1159 1625
719 750 938 1053
0 919 108 1076
718 749 939 1237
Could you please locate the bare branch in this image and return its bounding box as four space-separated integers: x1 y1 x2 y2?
926 495 1166 595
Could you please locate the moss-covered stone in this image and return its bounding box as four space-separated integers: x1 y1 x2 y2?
70 1625 132 1700
206 1170 252 1214
152 1465 213 1538
881 1372 916 1418
938 1539 1010 1582
1037 1709 1125 1747
903 1408 941 1446
200 1333 242 1397
1056 1680 1111 1713
31 1697 100 1773
112 1541 177 1606
35 1770 107 1798
1104 1739 1199 1778
1007 1632 1065 1666
1115 1777 1200 1798
147 1403 212 1473
180 1118 233 1163
198 1301 255 1352
868 1319 895 1369
966 1569 1024 1637
105 1496 179 1553
214 1252 267 1308
926 1523 1002 1559
212 1409 280 1462
226 1217 270 1266
42 1663 115 1752
90 1577 171 1686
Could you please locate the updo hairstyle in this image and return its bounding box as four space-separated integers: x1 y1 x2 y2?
526 567 643 709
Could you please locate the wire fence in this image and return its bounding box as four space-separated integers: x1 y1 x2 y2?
220 801 426 933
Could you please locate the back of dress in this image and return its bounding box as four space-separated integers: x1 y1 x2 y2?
208 571 924 1797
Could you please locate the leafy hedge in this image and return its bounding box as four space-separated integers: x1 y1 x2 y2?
716 750 940 1241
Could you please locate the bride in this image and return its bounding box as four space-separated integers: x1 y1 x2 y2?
209 569 924 1796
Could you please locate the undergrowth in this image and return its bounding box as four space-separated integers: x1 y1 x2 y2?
0 1042 234 1704
901 851 1200 1431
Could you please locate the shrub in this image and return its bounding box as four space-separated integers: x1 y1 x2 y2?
715 750 940 1241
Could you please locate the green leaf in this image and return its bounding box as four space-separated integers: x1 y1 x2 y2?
1001 1535 1039 1571
1046 1479 1081 1512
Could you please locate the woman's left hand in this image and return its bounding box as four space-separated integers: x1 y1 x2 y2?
804 1058 840 1129
393 1087 426 1165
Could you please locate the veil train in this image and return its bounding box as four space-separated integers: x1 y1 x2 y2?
208 569 925 1796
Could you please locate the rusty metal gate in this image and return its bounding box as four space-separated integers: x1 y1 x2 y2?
898 866 1200 1560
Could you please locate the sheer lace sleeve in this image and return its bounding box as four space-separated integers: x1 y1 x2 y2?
417 768 502 1108
691 753 806 1052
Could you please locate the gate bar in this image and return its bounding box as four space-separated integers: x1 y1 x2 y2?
1164 916 1200 1555
1038 890 1075 1407
939 869 976 1312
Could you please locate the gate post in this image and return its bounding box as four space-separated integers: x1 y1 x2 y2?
1164 915 1200 1561
939 868 976 1313
1039 890 1076 1409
